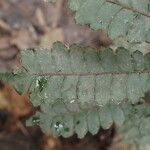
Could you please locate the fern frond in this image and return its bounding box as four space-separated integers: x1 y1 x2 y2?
68 0 150 52
1 42 150 138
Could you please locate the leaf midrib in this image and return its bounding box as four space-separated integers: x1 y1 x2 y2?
30 69 150 77
106 0 150 18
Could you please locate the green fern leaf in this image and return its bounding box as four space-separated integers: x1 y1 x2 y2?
119 102 150 149
68 0 150 52
20 43 150 106
1 42 150 137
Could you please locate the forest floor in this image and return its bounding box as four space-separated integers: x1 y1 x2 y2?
0 0 130 150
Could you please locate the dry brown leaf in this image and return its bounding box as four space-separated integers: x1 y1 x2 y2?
98 30 113 47
40 28 64 49
35 8 47 30
11 29 37 50
0 20 11 33
108 135 131 150
43 134 60 150
51 0 64 28
1 83 33 118
0 37 11 50
0 81 34 133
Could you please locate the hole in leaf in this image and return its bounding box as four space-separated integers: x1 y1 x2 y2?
76 121 80 125
64 127 70 132
54 121 64 133
32 116 40 125
36 77 48 92
56 121 61 126
58 69 62 72
132 108 138 114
